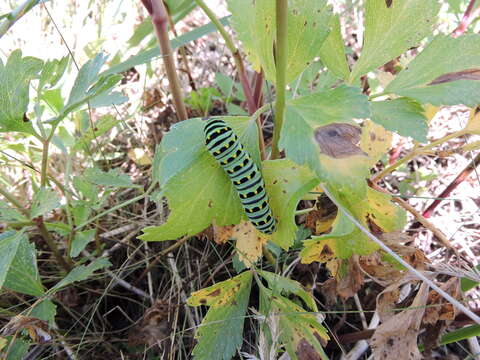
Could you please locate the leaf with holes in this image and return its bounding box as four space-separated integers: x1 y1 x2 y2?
227 0 333 84
188 271 252 360
385 35 480 106
350 0 440 82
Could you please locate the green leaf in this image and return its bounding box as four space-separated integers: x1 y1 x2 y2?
460 265 480 292
3 233 44 296
83 167 135 188
70 229 96 257
102 16 231 76
30 188 60 218
51 258 111 292
30 300 57 326
88 91 128 108
385 34 480 106
140 117 259 241
188 271 252 360
0 201 28 222
39 56 69 90
60 53 122 118
318 15 350 80
259 288 328 360
41 88 64 113
280 86 371 192
0 231 24 289
258 270 317 311
73 114 120 150
262 160 319 249
228 0 333 84
0 49 43 136
350 0 440 82
439 324 480 346
370 97 428 142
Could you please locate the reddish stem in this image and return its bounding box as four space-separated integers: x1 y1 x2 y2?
422 152 480 218
452 0 480 37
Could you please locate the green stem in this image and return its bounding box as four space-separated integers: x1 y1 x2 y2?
40 140 49 188
271 0 288 160
37 219 73 272
0 0 41 38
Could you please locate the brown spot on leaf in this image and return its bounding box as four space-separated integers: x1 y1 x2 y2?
207 289 221 297
208 200 213 208
428 68 480 85
385 0 393 7
315 123 367 158
199 298 207 304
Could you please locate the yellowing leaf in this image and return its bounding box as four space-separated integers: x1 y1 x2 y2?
466 107 480 134
360 119 392 160
423 103 440 123
127 148 152 165
231 221 267 267
188 271 252 308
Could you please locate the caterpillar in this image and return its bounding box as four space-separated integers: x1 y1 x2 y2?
204 118 277 235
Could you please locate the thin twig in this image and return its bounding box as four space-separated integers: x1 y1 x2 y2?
321 184 480 325
141 0 188 121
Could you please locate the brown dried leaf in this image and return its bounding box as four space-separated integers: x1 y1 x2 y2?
371 283 429 360
336 256 364 299
428 68 480 85
213 223 235 244
2 315 51 343
314 123 367 159
305 209 336 235
423 277 459 325
376 275 419 321
359 252 403 283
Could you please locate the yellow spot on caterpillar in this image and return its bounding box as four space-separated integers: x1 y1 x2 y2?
235 181 240 184
254 190 258 195
216 130 220 133
232 154 236 158
225 143 230 148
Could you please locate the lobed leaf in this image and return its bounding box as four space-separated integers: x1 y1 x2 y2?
385 35 480 106
0 49 43 136
350 0 440 82
51 258 111 292
318 15 350 80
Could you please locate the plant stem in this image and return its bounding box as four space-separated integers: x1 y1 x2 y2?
37 217 73 272
193 0 257 114
0 0 41 38
371 130 467 183
40 140 50 187
271 0 288 160
142 0 188 121
452 0 480 37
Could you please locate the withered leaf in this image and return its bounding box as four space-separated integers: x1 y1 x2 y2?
314 123 367 159
2 315 51 343
428 68 480 85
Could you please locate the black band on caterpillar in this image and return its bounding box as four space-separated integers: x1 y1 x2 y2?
204 118 277 235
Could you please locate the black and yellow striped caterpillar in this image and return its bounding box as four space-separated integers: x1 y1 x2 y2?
204 118 276 235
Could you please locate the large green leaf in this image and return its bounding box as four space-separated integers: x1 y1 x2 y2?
227 0 333 84
318 15 350 80
3 234 44 296
350 0 440 82
0 49 43 136
262 160 319 249
370 97 428 142
280 86 371 193
140 117 259 241
188 271 252 360
385 34 480 106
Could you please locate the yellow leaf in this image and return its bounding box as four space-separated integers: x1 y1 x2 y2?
188 271 251 308
232 221 267 268
465 107 480 134
360 119 392 160
127 148 152 165
423 103 440 124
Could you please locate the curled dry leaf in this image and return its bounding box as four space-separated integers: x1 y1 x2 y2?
336 256 365 299
2 315 52 343
314 123 367 159
423 277 459 325
128 300 172 350
376 275 420 321
371 283 429 360
232 221 268 267
213 223 235 244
